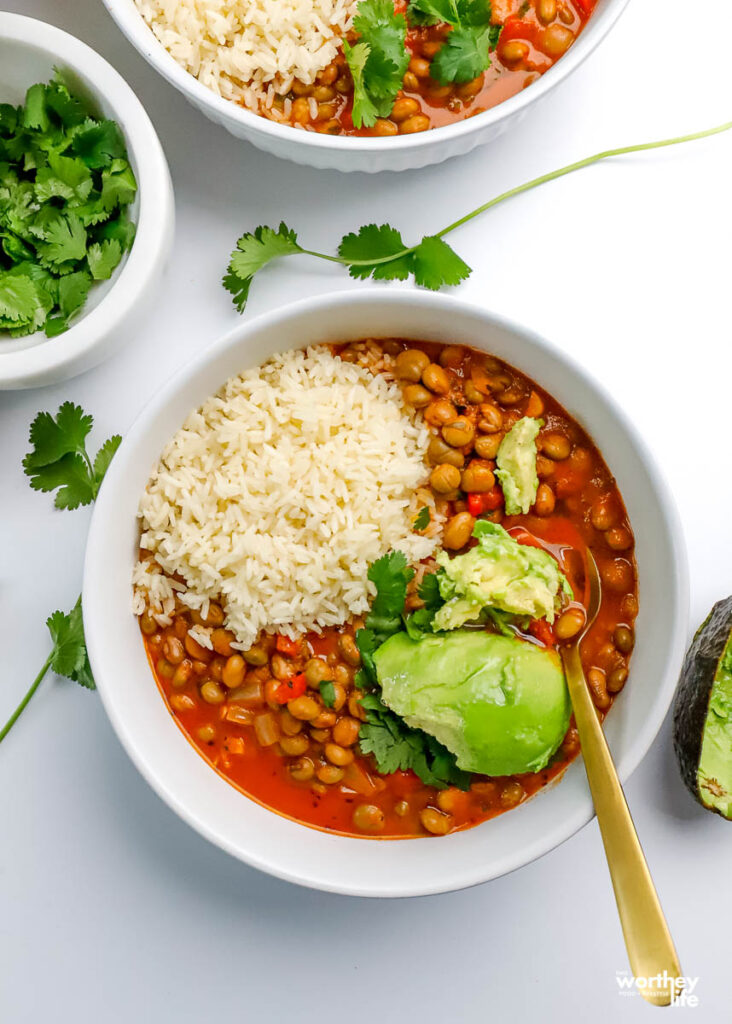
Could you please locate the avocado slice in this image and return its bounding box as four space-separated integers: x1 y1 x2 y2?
374 630 570 776
673 597 732 818
495 416 542 515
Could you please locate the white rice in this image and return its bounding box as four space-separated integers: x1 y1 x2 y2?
133 346 437 650
133 0 357 116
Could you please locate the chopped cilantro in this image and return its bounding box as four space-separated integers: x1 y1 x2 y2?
319 681 337 707
413 505 431 531
407 0 501 84
350 550 470 789
344 0 409 128
0 74 136 338
359 697 471 789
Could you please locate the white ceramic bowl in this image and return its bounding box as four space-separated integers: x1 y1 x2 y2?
0 14 174 390
102 0 630 173
83 289 688 897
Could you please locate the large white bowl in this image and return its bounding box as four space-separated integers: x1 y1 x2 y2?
0 14 174 390
102 0 630 173
83 289 688 896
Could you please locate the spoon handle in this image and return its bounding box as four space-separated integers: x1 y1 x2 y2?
561 645 682 1006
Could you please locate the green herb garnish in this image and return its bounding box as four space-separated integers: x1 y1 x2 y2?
407 0 501 84
352 551 469 789
22 401 121 509
0 405 120 743
413 505 431 531
343 0 409 128
224 122 732 311
0 74 137 337
319 680 337 707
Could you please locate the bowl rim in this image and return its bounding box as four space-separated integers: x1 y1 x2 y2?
83 288 689 896
0 12 173 388
101 0 631 156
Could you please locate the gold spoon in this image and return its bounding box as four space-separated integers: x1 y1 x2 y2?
560 551 682 1007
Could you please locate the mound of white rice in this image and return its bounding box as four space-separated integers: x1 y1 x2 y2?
133 346 437 649
133 0 357 117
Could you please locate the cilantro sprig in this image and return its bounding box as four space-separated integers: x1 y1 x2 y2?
0 405 120 743
343 0 409 128
23 401 121 509
407 0 501 84
0 74 137 338
224 122 732 312
353 552 470 789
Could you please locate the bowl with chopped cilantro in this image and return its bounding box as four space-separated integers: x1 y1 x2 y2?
0 13 173 389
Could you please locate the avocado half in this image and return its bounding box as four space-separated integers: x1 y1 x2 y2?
673 597 732 819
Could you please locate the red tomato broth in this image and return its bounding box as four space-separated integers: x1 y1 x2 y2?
139 336 637 838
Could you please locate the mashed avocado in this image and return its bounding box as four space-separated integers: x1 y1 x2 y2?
374 630 570 775
495 416 542 515
432 520 572 631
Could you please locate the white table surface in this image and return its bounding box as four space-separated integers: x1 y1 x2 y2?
2 1 731 1020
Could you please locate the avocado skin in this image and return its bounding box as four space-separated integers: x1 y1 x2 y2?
672 596 732 816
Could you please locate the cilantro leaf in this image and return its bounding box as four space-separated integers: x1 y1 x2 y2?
407 0 501 83
22 403 121 509
46 270 92 335
100 159 137 210
431 25 499 84
342 42 381 130
224 222 302 312
94 213 136 251
24 402 92 468
87 238 122 280
25 453 96 510
413 505 431 531
412 235 472 289
319 681 337 708
0 272 45 326
92 434 122 487
47 601 95 689
366 550 414 639
23 83 50 132
345 0 408 128
359 701 470 788
71 119 126 169
418 571 444 609
355 626 379 687
407 0 459 25
338 223 412 281
34 152 93 205
45 76 90 128
37 211 87 265
404 570 446 636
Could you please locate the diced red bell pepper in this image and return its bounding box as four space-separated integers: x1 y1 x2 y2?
529 618 556 648
276 634 301 656
467 486 504 517
274 673 307 704
574 0 595 15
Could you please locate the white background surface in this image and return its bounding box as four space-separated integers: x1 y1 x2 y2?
1 0 731 1020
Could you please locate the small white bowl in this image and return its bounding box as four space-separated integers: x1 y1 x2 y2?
83 289 688 897
102 0 629 173
0 14 174 390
